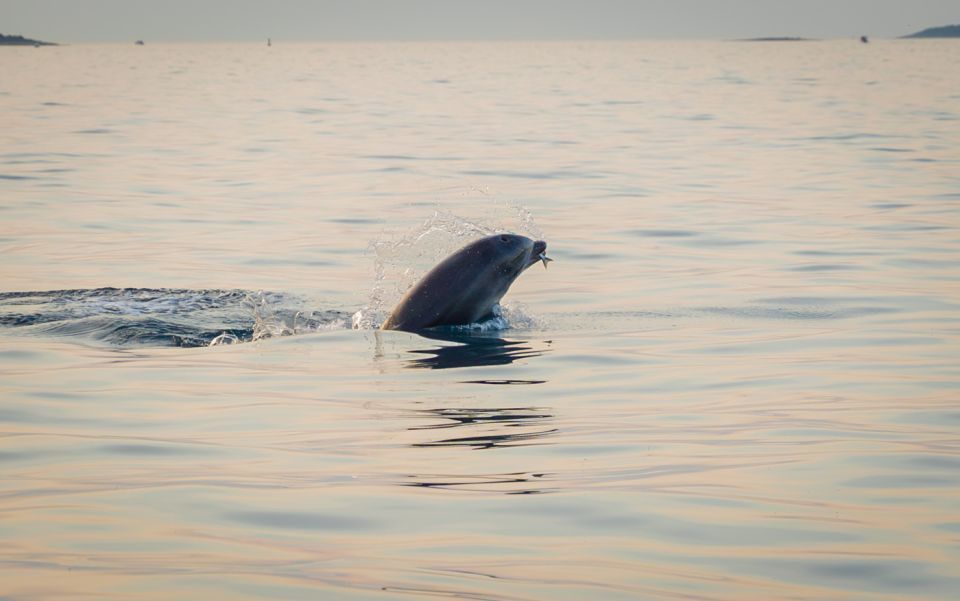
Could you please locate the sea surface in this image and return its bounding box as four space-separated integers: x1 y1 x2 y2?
1 40 959 600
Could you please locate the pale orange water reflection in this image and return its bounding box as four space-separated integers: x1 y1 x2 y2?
2 40 959 600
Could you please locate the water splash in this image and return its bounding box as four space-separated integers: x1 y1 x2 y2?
353 197 546 331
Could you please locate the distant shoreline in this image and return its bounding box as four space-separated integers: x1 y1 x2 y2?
0 33 57 46
3 24 959 46
901 24 960 38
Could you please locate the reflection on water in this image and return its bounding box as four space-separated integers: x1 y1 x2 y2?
403 405 556 492
408 405 557 450
404 332 551 369
401 471 552 494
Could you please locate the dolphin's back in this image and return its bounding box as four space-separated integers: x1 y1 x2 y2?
381 242 492 331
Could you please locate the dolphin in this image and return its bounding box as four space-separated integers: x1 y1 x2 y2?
381 234 550 332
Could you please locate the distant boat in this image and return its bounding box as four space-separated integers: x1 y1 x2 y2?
135 40 145 46
860 35 869 43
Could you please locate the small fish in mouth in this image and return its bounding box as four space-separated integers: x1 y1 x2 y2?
539 253 552 268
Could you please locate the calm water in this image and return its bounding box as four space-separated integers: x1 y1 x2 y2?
2 40 959 600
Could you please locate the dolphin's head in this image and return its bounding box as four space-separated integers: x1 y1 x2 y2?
485 233 549 278
472 234 550 303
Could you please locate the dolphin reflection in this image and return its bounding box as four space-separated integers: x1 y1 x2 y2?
402 405 557 492
403 331 550 370
407 405 557 450
402 471 552 494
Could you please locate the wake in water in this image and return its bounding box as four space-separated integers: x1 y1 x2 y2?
0 288 351 348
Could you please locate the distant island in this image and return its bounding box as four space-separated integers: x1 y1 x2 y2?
0 33 57 46
902 25 960 38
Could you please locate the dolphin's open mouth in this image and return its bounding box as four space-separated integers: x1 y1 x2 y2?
529 240 551 269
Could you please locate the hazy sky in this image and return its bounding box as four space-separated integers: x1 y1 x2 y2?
2 0 956 43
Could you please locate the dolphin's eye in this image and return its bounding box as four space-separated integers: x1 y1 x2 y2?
500 235 509 243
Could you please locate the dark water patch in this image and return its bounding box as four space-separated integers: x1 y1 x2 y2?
682 236 758 248
293 107 328 115
509 497 855 546
870 147 914 153
0 349 45 361
243 257 336 267
2 152 101 159
327 217 384 225
73 128 113 135
903 455 960 471
3 158 56 165
724 557 960 596
227 511 373 531
461 169 604 180
363 154 462 161
40 101 68 106
626 229 697 238
666 113 715 121
140 187 175 195
699 304 898 321
887 257 959 270
896 410 960 426
804 132 898 142
24 390 85 401
563 252 620 260
757 295 893 307
0 406 103 427
788 263 861 272
844 474 956 488
513 137 579 146
929 192 960 201
33 167 74 174
0 174 38 180
794 249 885 257
871 203 912 210
0 451 28 463
212 179 252 187
98 443 213 457
864 223 949 233
698 307 836 320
